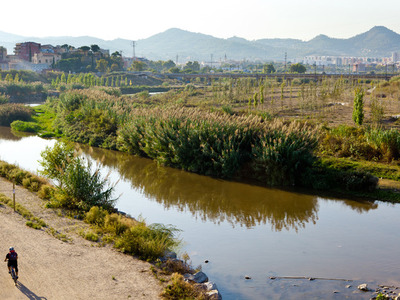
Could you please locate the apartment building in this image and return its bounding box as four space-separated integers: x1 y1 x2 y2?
14 42 41 62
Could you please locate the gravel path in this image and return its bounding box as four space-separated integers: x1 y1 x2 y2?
0 177 162 300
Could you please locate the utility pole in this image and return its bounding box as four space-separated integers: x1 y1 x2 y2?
132 41 136 60
210 54 213 69
284 52 287 73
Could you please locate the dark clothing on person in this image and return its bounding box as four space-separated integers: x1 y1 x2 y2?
5 252 18 272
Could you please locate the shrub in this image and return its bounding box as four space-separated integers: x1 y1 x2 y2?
39 142 118 211
104 213 132 235
115 222 179 261
85 206 108 226
37 184 54 200
84 232 99 242
8 168 29 184
10 120 41 133
0 93 9 104
352 87 364 125
161 273 206 300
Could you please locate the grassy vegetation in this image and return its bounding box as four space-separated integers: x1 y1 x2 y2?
0 104 33 126
0 161 49 191
161 273 207 300
10 120 41 133
84 206 180 261
3 74 400 200
0 193 47 229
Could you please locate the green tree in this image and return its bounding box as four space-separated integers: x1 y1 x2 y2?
96 59 109 73
60 73 66 84
290 63 306 73
39 142 76 187
39 141 118 211
264 63 275 74
162 60 176 70
130 61 147 71
79 46 91 53
352 87 364 125
90 44 100 53
184 61 200 72
253 92 258 108
168 67 180 73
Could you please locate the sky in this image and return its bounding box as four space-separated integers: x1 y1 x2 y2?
1 0 400 42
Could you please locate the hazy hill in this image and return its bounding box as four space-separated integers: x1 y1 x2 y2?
1 26 400 62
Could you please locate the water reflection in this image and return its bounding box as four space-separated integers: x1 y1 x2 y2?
0 126 26 141
78 144 378 231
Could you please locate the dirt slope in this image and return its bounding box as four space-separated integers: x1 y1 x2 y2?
0 177 162 300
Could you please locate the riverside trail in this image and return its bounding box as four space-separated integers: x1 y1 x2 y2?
0 177 162 300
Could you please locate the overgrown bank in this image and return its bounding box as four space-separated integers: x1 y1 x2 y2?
0 157 213 299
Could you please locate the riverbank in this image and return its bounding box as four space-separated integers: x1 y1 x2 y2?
0 176 164 299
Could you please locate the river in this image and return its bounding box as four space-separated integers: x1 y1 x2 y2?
1 126 400 299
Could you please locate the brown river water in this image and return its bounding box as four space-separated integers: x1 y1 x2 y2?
1 126 400 299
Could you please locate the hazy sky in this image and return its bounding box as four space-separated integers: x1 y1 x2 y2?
2 0 399 41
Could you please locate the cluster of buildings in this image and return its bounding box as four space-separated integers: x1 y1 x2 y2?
0 42 110 72
302 52 400 73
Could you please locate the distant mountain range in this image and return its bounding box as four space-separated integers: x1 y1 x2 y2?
1 26 400 62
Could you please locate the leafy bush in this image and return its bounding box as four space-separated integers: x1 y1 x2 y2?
84 232 99 242
37 184 54 200
0 93 9 104
115 222 179 261
161 273 206 300
85 206 108 226
104 213 133 235
39 142 118 211
10 120 41 132
319 125 400 163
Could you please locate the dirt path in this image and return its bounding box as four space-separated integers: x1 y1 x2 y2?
0 177 163 300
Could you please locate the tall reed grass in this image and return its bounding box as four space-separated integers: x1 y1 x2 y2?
118 106 320 185
0 104 32 126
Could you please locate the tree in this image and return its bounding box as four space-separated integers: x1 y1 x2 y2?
162 60 176 70
168 67 180 73
79 46 91 52
39 141 118 211
39 142 75 186
290 63 306 73
111 51 121 58
264 63 275 74
110 52 123 71
96 59 109 73
90 44 100 53
130 61 146 71
184 61 200 72
352 87 364 125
